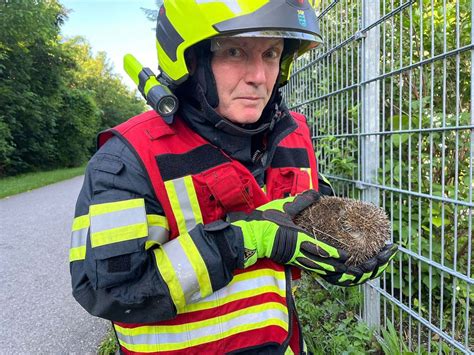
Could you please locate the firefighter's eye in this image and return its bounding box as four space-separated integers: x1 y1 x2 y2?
263 48 282 61
227 47 244 58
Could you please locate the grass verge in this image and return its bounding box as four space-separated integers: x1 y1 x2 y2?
98 325 119 355
0 165 86 199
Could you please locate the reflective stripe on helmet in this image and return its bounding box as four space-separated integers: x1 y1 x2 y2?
89 199 148 248
164 176 203 235
114 303 289 352
69 215 89 262
196 0 243 14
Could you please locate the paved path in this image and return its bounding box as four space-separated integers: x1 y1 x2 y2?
0 176 108 353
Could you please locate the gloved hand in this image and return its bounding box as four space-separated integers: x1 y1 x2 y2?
321 243 398 286
230 190 347 275
229 190 398 287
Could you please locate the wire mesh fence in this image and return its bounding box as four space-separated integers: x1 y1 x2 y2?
283 0 473 353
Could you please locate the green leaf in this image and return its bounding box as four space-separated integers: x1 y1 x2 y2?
431 217 443 228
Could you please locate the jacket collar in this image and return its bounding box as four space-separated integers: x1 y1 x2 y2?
178 98 297 183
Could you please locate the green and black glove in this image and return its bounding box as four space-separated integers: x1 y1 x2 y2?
230 190 398 287
320 243 398 286
230 190 347 275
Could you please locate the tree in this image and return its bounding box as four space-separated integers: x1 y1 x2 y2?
0 1 146 176
140 0 163 24
61 37 145 132
0 0 69 174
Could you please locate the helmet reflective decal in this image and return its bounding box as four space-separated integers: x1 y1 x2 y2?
195 0 242 14
297 10 307 27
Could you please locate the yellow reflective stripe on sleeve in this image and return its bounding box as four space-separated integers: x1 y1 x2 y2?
89 199 147 248
152 246 186 312
159 236 204 306
179 233 212 298
285 346 295 355
301 168 313 189
145 214 169 249
146 214 169 229
153 250 286 315
72 215 89 231
114 303 288 352
69 246 86 262
89 198 145 215
91 224 148 248
70 214 89 262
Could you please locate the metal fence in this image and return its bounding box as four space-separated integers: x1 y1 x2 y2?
282 0 473 353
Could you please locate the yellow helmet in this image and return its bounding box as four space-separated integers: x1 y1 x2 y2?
156 0 322 87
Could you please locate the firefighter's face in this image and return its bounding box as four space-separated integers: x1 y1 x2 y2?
211 37 283 124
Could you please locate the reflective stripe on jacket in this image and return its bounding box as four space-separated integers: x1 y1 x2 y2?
98 110 319 354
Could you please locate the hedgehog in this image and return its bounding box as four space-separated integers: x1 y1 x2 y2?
293 196 391 266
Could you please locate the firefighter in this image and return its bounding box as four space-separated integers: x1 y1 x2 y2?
69 1 398 353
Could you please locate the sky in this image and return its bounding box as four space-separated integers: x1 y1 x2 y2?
60 0 160 89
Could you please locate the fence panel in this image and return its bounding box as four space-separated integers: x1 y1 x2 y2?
283 0 473 353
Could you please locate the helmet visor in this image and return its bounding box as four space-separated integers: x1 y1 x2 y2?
210 30 322 52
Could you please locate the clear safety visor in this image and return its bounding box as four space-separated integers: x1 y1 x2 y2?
210 30 322 52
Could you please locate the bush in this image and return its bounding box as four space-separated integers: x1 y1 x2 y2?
295 273 379 354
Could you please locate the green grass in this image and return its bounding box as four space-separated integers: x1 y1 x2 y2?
295 273 381 354
0 165 86 199
98 325 119 355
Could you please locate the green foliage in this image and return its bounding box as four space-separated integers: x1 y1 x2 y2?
61 37 146 131
97 325 119 355
287 0 473 352
376 1 473 348
0 0 146 177
378 320 415 355
0 117 14 170
0 0 68 174
295 273 379 354
55 89 99 167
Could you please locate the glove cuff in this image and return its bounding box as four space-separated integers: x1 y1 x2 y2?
270 228 297 264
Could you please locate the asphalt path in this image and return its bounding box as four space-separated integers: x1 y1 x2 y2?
0 176 108 353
